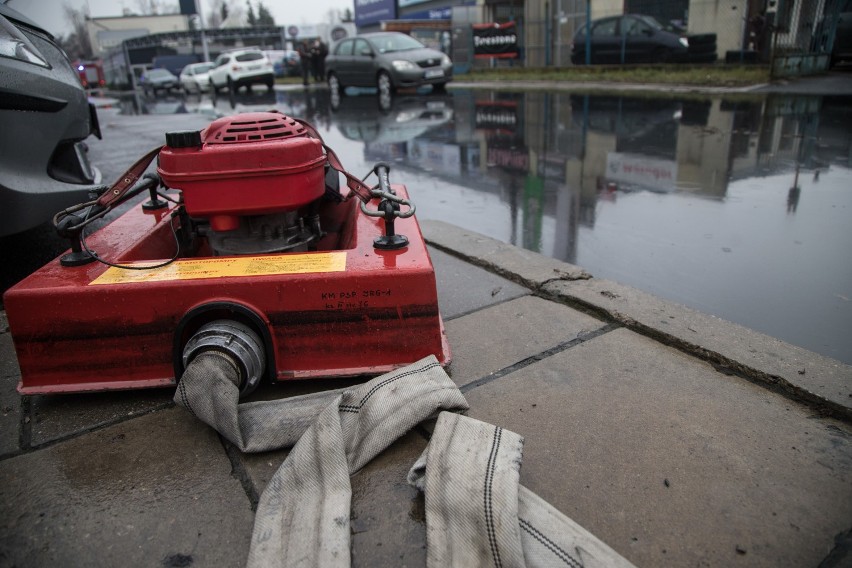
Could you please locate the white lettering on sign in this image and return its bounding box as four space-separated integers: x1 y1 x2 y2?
474 34 517 47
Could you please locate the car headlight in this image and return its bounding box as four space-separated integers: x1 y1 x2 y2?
392 60 418 72
0 15 50 68
679 37 689 48
441 54 452 66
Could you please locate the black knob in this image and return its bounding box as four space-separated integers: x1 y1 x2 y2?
165 130 202 148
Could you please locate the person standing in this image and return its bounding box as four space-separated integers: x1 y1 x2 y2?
317 39 328 81
298 40 312 86
310 39 321 82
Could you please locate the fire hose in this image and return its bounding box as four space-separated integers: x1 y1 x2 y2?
175 324 635 568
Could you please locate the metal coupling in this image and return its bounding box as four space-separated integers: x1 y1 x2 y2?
182 320 265 396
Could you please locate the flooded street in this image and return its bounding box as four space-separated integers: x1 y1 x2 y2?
294 86 850 364
63 86 852 364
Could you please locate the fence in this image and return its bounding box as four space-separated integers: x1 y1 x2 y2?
464 0 842 75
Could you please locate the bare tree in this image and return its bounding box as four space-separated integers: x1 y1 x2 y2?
60 3 93 60
207 0 244 28
246 0 256 27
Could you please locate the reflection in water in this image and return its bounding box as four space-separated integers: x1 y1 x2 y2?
325 88 851 364
116 85 851 363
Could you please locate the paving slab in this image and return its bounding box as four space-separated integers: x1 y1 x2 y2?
428 246 530 319
349 431 428 568
544 277 852 418
0 311 21 455
422 220 591 289
422 220 852 419
27 389 175 448
0 407 254 567
457 327 852 568
444 295 606 386
236 422 430 567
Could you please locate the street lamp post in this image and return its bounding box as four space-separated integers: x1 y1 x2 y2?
196 0 211 62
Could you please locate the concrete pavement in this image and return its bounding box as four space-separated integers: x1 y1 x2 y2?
1 217 849 567
450 68 852 96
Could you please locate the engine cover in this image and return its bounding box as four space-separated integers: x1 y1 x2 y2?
157 112 326 232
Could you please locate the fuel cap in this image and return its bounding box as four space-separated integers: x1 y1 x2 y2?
165 130 202 148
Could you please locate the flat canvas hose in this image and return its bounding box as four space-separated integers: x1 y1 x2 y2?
176 346 635 568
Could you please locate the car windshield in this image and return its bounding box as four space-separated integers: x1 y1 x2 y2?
370 34 424 54
194 63 214 73
635 14 684 33
148 69 172 78
635 15 664 30
235 52 264 62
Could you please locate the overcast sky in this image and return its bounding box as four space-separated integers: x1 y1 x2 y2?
6 0 349 37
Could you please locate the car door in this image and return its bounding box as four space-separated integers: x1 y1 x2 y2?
332 39 354 84
621 15 656 63
210 55 229 87
590 17 620 63
350 38 375 87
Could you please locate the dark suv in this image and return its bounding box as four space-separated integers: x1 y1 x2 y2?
0 3 101 236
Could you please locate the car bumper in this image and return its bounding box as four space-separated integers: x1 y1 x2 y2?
148 82 177 91
234 72 274 85
393 67 453 88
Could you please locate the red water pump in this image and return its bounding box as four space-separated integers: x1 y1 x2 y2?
159 113 328 254
4 111 450 396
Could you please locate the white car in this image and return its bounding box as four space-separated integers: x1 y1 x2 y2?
179 62 215 93
208 48 274 93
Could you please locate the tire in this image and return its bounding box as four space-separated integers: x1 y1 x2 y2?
328 73 345 97
227 77 234 92
266 78 274 92
433 82 447 92
377 71 394 97
210 79 218 94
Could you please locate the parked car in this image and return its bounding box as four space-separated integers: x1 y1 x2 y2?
0 3 101 236
208 47 274 93
152 54 200 77
571 14 717 64
139 68 180 96
179 61 215 93
325 32 453 96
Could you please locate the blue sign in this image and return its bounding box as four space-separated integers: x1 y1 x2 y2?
401 7 452 20
355 0 396 26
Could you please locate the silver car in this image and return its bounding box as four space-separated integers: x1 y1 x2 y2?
179 61 215 93
0 3 100 236
325 32 452 96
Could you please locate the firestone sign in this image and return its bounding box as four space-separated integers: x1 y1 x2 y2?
472 22 519 59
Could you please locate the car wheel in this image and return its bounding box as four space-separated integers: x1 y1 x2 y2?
377 71 394 97
328 73 345 97
227 77 234 92
265 78 274 92
433 82 447 92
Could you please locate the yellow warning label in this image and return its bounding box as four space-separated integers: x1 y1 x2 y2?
89 252 347 285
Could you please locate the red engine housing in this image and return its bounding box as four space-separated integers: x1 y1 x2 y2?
157 112 326 232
